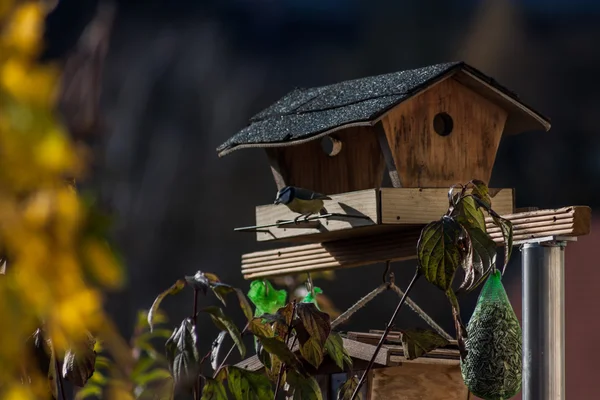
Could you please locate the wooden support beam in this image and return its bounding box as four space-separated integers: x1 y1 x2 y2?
241 206 591 279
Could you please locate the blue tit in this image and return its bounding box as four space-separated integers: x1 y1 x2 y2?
273 186 332 222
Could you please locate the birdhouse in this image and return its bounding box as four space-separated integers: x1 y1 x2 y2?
236 332 467 400
218 62 555 244
217 61 549 192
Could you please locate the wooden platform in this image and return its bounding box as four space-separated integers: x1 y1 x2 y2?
241 206 591 279
250 187 515 243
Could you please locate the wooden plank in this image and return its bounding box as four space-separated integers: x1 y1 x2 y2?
269 126 386 195
375 122 402 187
380 77 508 188
370 364 468 399
265 148 287 190
254 187 512 243
243 228 421 279
255 189 379 242
381 187 514 224
486 206 591 242
241 206 591 279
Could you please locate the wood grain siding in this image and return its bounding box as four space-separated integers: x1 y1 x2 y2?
266 126 386 195
370 364 468 399
381 77 508 188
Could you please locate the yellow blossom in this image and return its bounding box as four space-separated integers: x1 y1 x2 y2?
2 2 44 56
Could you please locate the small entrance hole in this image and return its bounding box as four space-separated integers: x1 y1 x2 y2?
321 136 342 156
433 112 453 136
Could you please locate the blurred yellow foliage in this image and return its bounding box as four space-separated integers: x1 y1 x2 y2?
0 1 125 397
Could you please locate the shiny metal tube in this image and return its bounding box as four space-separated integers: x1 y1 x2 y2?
521 241 566 400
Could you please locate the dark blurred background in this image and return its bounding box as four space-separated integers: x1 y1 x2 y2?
43 0 600 397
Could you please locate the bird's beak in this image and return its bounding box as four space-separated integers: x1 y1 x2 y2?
273 199 281 205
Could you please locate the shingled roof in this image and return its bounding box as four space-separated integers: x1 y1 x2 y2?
216 61 551 157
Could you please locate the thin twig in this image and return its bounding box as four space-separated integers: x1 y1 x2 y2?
55 356 66 400
274 301 297 400
192 289 200 400
213 323 249 378
350 269 421 400
234 213 370 232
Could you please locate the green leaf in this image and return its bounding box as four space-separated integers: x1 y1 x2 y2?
337 375 361 400
210 331 227 371
446 289 467 359
247 280 287 317
227 366 274 400
148 279 186 331
94 355 111 370
417 217 463 291
286 370 323 400
137 309 168 333
201 378 228 400
458 226 497 293
454 195 486 232
185 271 220 294
135 368 173 386
255 335 302 371
62 332 97 387
400 329 450 360
203 306 246 358
165 318 200 389
75 384 103 400
492 215 514 273
136 374 174 400
210 284 254 322
235 288 254 322
131 357 155 381
470 179 492 210
324 332 352 370
273 302 295 340
248 318 275 338
212 283 234 306
296 303 331 369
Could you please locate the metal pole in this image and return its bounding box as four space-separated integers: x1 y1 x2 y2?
521 240 567 400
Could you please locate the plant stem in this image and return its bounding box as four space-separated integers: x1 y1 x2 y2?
192 288 200 400
213 323 249 378
55 356 66 400
274 301 297 400
350 270 421 400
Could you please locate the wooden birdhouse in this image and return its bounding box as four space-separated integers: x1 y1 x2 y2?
219 62 592 399
218 62 558 244
217 62 549 193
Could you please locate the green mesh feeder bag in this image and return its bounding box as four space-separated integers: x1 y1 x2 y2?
460 270 522 400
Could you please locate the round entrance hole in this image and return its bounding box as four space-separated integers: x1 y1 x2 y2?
433 112 453 136
321 135 342 156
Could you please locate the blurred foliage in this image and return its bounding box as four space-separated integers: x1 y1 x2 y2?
0 1 125 398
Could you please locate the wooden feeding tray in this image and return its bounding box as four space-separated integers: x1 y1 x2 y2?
244 187 515 243
240 205 591 279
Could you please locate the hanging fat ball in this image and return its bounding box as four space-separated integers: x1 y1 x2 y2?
461 270 522 400
274 186 332 223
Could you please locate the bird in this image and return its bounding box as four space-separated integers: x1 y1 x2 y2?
273 186 332 223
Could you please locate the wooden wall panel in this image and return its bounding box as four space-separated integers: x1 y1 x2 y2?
266 126 386 195
370 363 468 399
381 77 508 188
